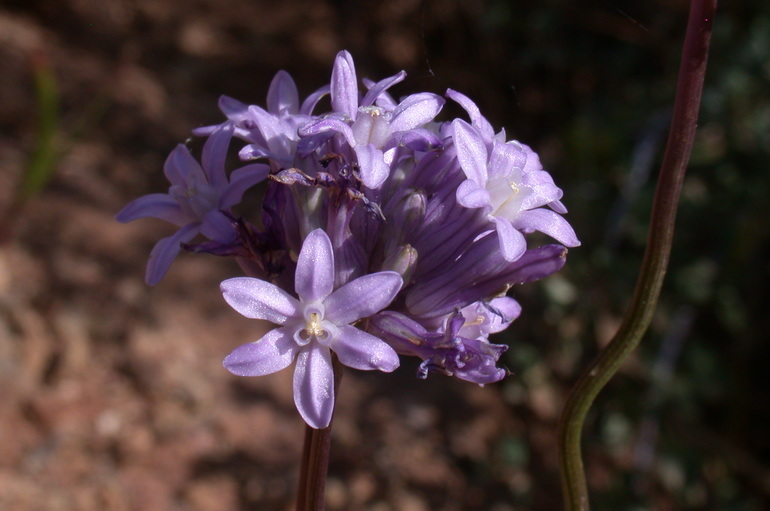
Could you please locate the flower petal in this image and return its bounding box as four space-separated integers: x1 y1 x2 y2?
297 131 335 157
238 144 274 161
201 122 234 190
487 140 526 181
520 143 543 173
298 118 356 149
164 144 204 185
486 296 522 333
247 105 289 154
386 128 441 152
456 179 491 209
223 327 299 376
145 222 201 285
324 271 402 325
200 209 236 243
549 199 568 215
293 345 335 429
493 216 527 262
390 92 445 133
332 325 399 372
355 144 389 189
218 95 250 122
446 88 495 138
361 70 406 107
267 70 300 115
295 229 335 304
299 85 331 116
330 50 358 119
116 194 188 226
514 209 580 247
219 163 270 209
452 119 489 186
220 277 301 324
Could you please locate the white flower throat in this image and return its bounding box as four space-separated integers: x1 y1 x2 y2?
295 304 331 346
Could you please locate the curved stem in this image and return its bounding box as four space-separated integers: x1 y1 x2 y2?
296 355 343 511
557 2 717 510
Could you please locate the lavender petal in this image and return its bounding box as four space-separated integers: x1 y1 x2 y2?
330 50 358 120
145 222 200 285
223 327 299 376
116 194 188 226
515 209 580 247
452 119 489 186
201 122 233 190
293 344 335 429
389 92 445 133
220 277 301 324
324 271 403 325
355 144 389 189
267 70 300 115
333 325 400 372
456 179 491 209
218 163 270 209
361 70 406 107
494 216 527 262
295 229 335 304
445 88 495 138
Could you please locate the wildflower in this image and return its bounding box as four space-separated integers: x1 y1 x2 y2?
120 51 580 425
116 122 268 284
368 298 519 385
298 50 445 188
221 229 402 428
448 89 580 261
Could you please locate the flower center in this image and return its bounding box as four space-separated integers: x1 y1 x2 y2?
306 312 325 337
294 304 331 346
352 106 391 148
487 175 530 221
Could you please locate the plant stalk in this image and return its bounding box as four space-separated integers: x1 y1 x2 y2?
557 2 717 510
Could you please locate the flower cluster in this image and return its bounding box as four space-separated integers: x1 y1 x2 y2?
118 51 578 428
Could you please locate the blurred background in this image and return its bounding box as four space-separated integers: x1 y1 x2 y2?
1 0 768 510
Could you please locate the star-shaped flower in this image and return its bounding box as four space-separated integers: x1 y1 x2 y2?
221 229 403 428
297 50 445 189
116 122 269 284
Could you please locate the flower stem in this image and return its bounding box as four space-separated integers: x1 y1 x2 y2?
556 2 716 510
295 354 343 511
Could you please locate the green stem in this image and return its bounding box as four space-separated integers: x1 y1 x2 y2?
295 355 343 511
557 2 716 510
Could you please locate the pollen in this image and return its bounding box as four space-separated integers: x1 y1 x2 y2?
306 312 325 337
465 315 486 327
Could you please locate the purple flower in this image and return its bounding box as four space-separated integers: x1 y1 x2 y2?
448 89 580 261
298 50 445 188
221 229 402 428
193 70 328 170
116 122 269 284
120 50 581 396
368 303 515 385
